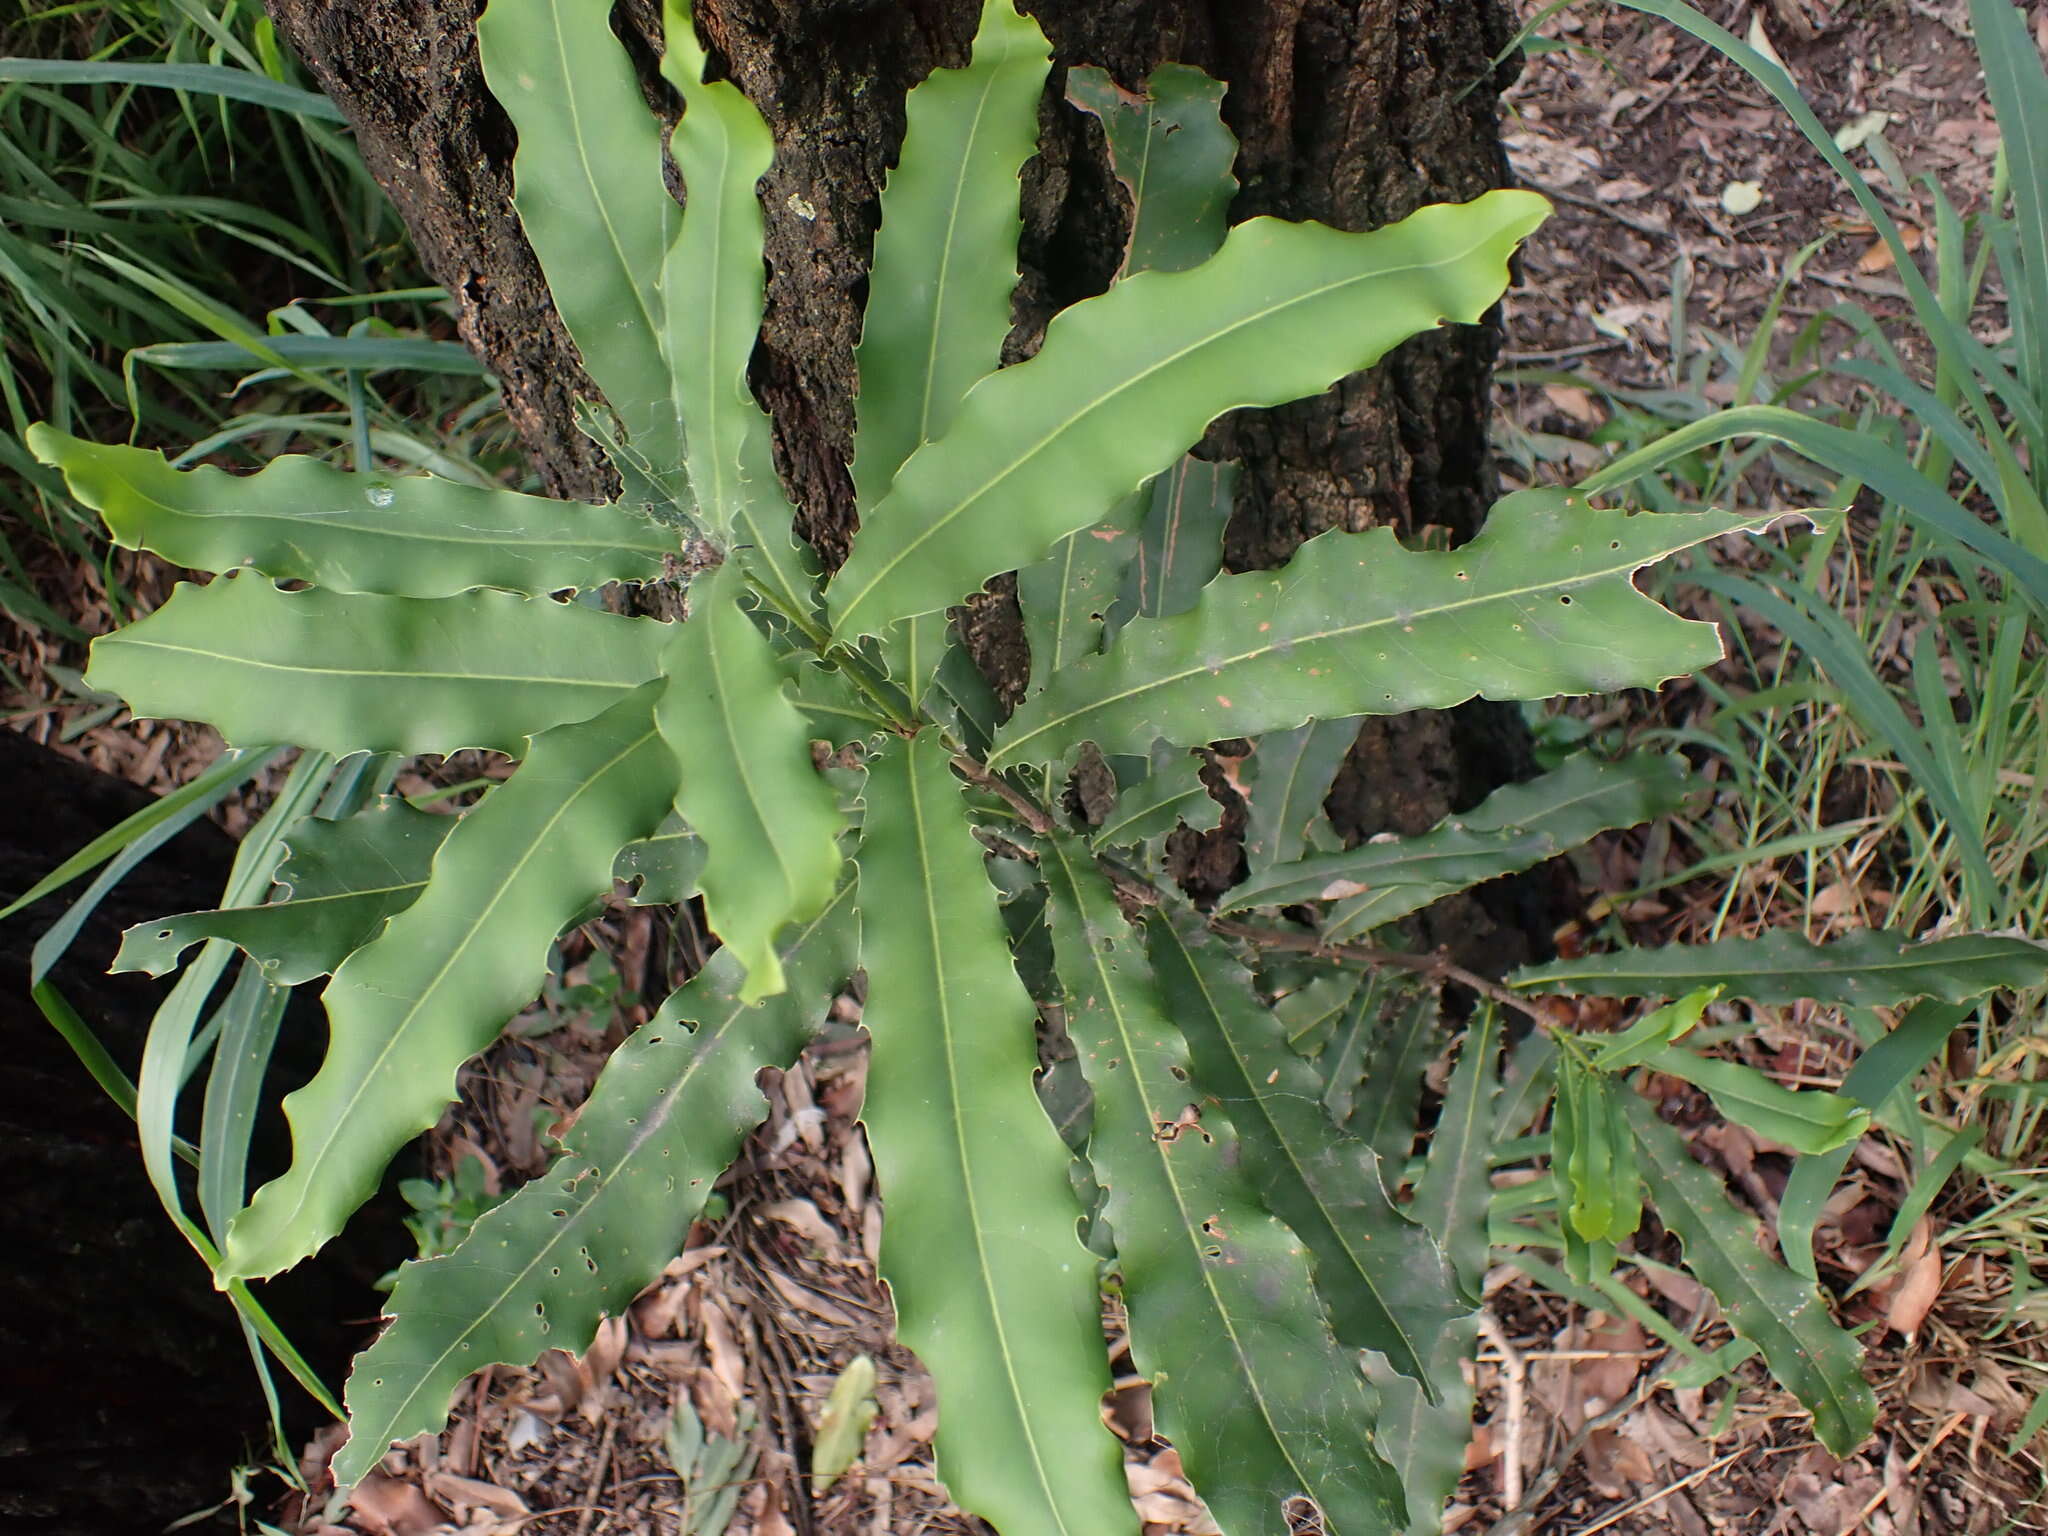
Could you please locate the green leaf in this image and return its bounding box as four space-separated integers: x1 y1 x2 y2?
850 0 1050 503
809 1354 879 1495
0 56 345 119
1339 981 1442 1164
113 798 455 984
1090 746 1216 849
613 821 707 906
1319 753 1694 938
1555 1057 1639 1245
1113 456 1236 627
1642 1045 1870 1155
1367 1317 1482 1536
855 736 1130 1535
1969 0 2048 410
658 0 779 544
1411 1005 1501 1302
990 494 1770 768
657 563 847 1002
27 430 672 597
1779 1000 1969 1280
129 336 487 377
1627 1094 1878 1456
86 576 669 756
827 190 1549 638
1149 915 1465 1392
1584 985 1717 1072
1017 518 1142 700
1232 824 1553 913
222 685 677 1280
1067 62 1238 275
1039 838 1405 1536
1271 970 1361 1057
334 888 857 1491
1511 929 2048 1008
478 0 684 484
1374 1007 1496 1534
1583 402 2048 611
1242 720 1355 871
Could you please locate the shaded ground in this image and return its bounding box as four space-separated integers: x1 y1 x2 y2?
5 0 2045 1532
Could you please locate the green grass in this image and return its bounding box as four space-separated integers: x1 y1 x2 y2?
0 0 516 642
1501 0 2048 1458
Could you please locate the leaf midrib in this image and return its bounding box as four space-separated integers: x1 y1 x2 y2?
907 754 1072 1531
238 724 661 1268
992 530 1710 766
102 635 648 691
114 478 665 556
356 886 853 1459
1159 919 1430 1383
1048 844 1316 1497
835 214 1524 632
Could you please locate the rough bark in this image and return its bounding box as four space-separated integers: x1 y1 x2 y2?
263 0 1540 964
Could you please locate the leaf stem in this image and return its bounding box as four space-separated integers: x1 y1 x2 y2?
736 571 919 732
950 753 1056 835
1209 917 1551 1025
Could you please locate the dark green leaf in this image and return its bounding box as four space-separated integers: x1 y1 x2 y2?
1628 1094 1877 1456
1512 929 2048 1008
114 797 454 984
1041 838 1405 1536
336 889 857 1490
1150 916 1464 1389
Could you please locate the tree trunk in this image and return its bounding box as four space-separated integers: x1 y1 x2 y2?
261 0 1539 956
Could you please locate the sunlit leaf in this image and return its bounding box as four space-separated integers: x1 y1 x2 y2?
854 737 1132 1535
829 191 1549 638
221 685 677 1280
27 429 672 597
87 575 669 757
991 494 1774 768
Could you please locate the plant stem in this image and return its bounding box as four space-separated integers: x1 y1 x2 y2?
1209 917 1551 1025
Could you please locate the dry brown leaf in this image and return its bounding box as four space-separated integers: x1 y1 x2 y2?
344 1473 447 1536
1637 1403 1714 1470
839 1137 872 1218
760 1197 840 1254
577 1314 628 1410
423 1472 529 1521
1463 1421 1497 1472
699 1295 747 1437
1584 1425 1657 1497
1883 1217 1944 1342
1578 1316 1647 1415
751 1487 798 1536
1542 383 1604 425
762 1265 858 1326
1595 176 1653 203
